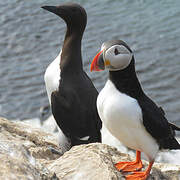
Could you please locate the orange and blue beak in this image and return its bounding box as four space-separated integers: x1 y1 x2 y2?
90 50 105 72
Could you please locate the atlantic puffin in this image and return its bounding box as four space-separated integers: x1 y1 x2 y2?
90 40 180 179
42 3 102 153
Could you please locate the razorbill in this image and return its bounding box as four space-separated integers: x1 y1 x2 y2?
42 3 102 153
90 40 180 179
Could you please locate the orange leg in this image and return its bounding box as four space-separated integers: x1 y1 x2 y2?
115 151 143 172
126 161 154 180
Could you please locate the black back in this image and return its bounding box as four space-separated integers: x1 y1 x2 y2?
45 3 102 146
51 72 102 146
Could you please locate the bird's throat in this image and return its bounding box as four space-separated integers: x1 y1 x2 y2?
60 33 83 73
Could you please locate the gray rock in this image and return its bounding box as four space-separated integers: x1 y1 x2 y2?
46 143 180 180
0 117 180 180
0 117 60 180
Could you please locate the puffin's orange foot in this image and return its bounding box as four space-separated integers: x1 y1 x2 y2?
115 160 143 172
125 171 150 180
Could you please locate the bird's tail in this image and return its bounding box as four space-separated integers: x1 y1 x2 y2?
159 122 180 150
169 138 180 150
160 137 180 150
169 122 180 149
169 122 180 131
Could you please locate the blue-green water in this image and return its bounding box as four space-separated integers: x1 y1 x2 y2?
0 0 180 127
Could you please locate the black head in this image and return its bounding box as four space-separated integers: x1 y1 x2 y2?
101 40 132 53
42 3 87 34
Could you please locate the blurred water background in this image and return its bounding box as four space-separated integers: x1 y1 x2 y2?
0 0 180 163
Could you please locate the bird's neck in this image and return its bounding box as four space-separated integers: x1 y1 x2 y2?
60 27 83 74
109 60 144 99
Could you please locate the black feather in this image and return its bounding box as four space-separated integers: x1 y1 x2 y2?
51 71 102 147
109 49 180 150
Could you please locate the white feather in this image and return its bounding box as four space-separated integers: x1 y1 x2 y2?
104 45 132 71
57 126 71 153
78 136 90 141
44 51 61 104
97 80 159 161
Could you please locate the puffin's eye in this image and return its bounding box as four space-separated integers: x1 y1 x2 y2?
114 48 119 55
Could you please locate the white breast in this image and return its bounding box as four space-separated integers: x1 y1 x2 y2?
44 51 61 104
97 80 159 161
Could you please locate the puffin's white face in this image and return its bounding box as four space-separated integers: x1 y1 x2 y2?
102 44 133 71
90 41 133 72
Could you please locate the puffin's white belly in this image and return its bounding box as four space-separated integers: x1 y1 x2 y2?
97 80 158 161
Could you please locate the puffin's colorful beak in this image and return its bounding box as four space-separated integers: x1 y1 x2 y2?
90 50 105 72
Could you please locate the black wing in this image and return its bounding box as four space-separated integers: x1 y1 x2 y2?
138 94 180 150
158 106 180 133
51 85 102 145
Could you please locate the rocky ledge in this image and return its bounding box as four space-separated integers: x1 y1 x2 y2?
0 117 180 180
